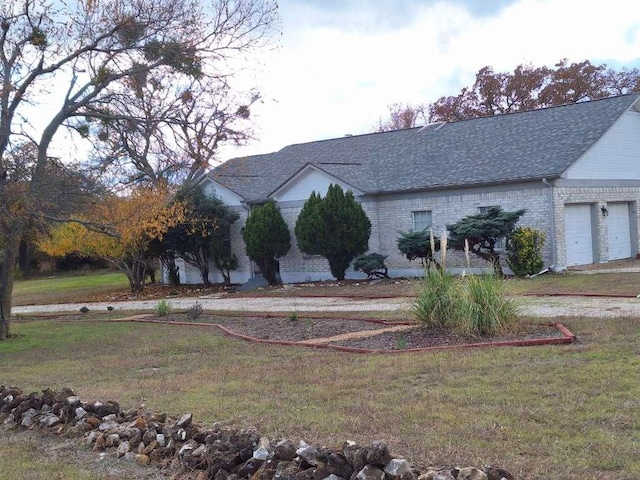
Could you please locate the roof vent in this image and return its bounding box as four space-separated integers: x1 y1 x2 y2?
417 121 446 134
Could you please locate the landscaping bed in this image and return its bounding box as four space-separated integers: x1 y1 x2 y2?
120 313 571 351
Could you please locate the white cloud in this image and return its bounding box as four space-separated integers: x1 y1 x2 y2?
30 0 637 165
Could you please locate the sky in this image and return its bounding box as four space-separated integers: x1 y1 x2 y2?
217 0 640 162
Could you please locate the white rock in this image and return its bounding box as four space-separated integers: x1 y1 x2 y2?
20 408 38 428
178 444 194 456
116 441 131 458
193 444 207 457
384 459 411 477
75 407 87 419
252 446 270 460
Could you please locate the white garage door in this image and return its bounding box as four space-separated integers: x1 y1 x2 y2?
607 203 631 261
565 204 593 266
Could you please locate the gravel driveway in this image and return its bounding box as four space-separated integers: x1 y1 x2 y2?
11 294 640 318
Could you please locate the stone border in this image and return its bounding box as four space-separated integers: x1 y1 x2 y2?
0 386 514 480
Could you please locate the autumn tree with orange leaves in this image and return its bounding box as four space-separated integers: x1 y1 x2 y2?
374 59 640 132
38 186 185 293
428 59 640 123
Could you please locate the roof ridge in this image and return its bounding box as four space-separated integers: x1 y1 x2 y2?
451 92 640 123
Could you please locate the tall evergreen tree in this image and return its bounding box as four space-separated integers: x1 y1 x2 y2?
242 200 291 285
294 191 323 255
295 185 371 280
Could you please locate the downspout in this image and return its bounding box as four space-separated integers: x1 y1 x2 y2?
541 178 556 270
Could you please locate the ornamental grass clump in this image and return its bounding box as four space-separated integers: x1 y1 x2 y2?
460 274 518 335
413 270 462 329
413 233 519 335
413 231 462 328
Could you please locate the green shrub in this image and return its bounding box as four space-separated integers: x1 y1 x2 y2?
396 229 442 270
507 227 546 277
353 253 388 278
155 299 172 316
447 206 525 276
460 275 518 335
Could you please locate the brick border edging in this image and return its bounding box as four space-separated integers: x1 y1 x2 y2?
213 322 577 354
522 292 638 298
58 316 577 354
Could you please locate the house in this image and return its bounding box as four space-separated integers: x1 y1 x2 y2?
175 93 640 284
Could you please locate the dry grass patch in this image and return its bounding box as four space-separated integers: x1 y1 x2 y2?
1 316 639 479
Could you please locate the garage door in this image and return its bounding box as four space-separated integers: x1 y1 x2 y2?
607 203 631 261
565 204 593 266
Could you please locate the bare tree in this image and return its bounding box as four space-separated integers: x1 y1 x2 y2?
373 102 428 132
83 72 260 186
0 0 278 339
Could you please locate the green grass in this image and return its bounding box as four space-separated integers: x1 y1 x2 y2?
12 272 129 306
504 272 640 296
10 270 640 309
1 315 639 479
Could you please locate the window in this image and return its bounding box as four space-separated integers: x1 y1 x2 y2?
478 206 505 250
412 210 432 231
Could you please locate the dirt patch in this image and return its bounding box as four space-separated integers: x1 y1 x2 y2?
74 278 416 304
0 425 172 479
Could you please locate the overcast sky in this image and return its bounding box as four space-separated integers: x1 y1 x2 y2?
218 0 640 161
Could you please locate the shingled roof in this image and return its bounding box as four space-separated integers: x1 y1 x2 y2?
206 93 640 201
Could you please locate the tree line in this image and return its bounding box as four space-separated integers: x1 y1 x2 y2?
375 59 640 131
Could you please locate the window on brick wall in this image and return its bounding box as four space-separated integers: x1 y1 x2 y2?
478 206 505 250
412 210 432 232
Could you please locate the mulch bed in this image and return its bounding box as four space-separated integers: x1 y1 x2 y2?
151 314 568 351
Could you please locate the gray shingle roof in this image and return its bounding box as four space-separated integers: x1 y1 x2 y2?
207 93 640 201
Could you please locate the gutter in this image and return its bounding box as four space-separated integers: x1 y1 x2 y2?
363 176 558 197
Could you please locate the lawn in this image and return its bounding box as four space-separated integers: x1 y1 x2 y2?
3 270 640 479
1 314 639 479
10 270 640 307
11 272 129 306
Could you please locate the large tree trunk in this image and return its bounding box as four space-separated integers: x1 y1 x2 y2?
0 227 22 340
256 258 279 285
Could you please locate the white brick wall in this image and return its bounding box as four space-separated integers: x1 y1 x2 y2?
178 182 640 284
266 182 554 281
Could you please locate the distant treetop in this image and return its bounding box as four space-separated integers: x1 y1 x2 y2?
374 59 640 132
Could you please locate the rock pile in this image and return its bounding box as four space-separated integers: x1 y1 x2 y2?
0 386 513 480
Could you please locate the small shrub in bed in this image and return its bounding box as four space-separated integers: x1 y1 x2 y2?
507 226 546 277
155 299 172 316
187 302 203 320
